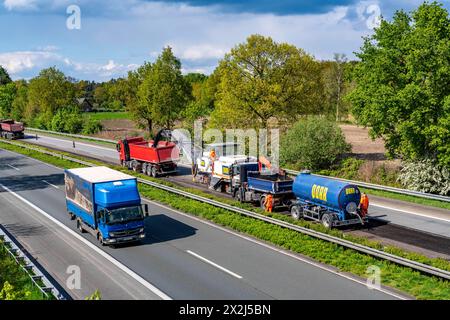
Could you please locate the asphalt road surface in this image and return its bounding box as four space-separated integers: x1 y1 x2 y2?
0 148 405 300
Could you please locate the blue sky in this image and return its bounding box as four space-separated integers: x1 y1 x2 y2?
0 0 445 81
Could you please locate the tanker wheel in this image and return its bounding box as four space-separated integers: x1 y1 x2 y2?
291 206 303 220
321 213 334 229
151 166 158 178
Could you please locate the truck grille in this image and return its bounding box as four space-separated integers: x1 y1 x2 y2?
110 228 141 237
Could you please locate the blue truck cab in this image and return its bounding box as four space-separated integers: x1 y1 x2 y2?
64 166 148 246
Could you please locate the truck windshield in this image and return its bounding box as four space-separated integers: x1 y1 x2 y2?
106 206 143 225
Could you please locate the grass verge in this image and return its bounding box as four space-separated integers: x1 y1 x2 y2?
1 140 450 299
84 111 130 121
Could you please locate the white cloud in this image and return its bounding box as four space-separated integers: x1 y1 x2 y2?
173 44 228 61
0 51 61 73
4 0 36 10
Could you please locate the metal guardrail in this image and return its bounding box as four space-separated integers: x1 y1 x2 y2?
2 139 450 281
24 127 450 203
0 224 66 300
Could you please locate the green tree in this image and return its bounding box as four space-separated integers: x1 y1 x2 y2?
0 82 16 118
280 117 350 170
11 80 28 121
136 47 190 133
348 2 450 166
210 34 324 129
26 67 76 128
126 62 153 131
0 66 12 85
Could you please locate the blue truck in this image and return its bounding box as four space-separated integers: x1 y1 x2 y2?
232 163 294 209
64 166 148 246
290 171 368 228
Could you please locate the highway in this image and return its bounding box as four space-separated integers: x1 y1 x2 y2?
22 133 450 238
0 148 405 300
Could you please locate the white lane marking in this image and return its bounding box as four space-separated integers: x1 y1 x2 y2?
7 164 20 171
42 180 60 189
372 204 450 223
187 250 243 279
145 199 408 300
0 183 172 301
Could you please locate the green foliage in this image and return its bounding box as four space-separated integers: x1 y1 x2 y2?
0 242 43 300
280 117 351 170
50 108 83 134
85 289 102 300
348 2 450 166
11 80 28 121
26 67 76 127
82 119 103 134
0 65 12 85
398 159 450 195
135 47 190 133
0 82 16 118
210 34 324 129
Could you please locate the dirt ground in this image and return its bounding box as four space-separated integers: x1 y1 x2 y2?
93 119 145 140
339 124 387 160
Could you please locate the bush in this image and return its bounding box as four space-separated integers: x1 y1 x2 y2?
82 119 103 134
398 159 450 195
50 108 83 134
280 117 351 170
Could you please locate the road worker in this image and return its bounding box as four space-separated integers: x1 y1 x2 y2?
360 193 369 217
264 194 274 213
209 149 216 160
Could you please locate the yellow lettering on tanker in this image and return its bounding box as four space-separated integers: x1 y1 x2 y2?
312 185 328 202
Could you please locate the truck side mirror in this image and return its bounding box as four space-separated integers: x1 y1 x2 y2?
143 204 149 217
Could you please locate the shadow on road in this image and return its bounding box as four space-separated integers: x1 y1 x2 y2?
114 214 197 248
0 173 64 192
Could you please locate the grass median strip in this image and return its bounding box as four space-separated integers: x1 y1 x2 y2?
1 140 450 299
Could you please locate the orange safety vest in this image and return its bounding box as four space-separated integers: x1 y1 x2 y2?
360 194 369 216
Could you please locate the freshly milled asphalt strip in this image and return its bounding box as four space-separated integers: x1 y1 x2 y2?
0 149 403 299
22 133 450 237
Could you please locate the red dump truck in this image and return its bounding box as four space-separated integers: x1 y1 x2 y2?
0 120 25 140
117 132 179 177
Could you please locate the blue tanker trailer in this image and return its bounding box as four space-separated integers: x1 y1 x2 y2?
290 171 368 228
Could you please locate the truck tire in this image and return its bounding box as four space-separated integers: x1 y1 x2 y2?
77 219 85 233
98 233 106 246
291 206 303 220
260 196 266 210
151 166 157 178
69 211 75 221
321 213 334 229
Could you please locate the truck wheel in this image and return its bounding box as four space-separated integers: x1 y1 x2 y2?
291 206 303 220
260 196 266 210
69 212 75 221
321 213 334 229
77 220 85 233
151 166 158 178
98 233 105 246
